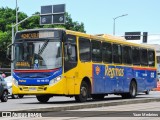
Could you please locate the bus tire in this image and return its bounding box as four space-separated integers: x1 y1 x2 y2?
36 95 50 103
75 81 88 102
129 81 137 98
121 81 137 99
1 91 8 102
18 95 24 98
145 90 150 95
12 94 19 99
92 94 105 100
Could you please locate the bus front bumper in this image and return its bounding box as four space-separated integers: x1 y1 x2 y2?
12 82 65 95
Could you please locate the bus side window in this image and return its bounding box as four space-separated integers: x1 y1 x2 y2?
113 44 122 64
91 40 102 62
79 37 91 62
140 48 148 66
148 50 155 67
65 35 77 62
132 47 140 65
70 45 77 62
122 46 132 64
64 35 77 72
102 42 112 63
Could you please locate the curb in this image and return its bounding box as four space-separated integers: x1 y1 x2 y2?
18 97 160 112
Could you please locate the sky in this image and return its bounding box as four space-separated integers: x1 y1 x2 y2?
1 0 160 36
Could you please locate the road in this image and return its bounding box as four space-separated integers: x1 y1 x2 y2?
39 101 160 120
1 91 160 120
0 91 160 111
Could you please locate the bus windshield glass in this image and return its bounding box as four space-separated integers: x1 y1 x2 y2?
14 39 62 70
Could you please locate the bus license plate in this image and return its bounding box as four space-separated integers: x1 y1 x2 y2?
29 87 37 91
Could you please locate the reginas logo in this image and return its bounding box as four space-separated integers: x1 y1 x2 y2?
105 65 124 78
95 66 100 75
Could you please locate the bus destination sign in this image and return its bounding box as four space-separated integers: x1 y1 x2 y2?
16 31 59 40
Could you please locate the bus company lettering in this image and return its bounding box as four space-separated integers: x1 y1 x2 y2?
105 66 124 78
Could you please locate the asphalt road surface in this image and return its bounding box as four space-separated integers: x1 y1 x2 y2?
1 91 160 120
0 91 160 111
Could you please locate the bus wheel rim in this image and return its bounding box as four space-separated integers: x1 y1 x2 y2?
81 87 87 98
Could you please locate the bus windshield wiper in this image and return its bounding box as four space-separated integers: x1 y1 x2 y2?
38 39 49 55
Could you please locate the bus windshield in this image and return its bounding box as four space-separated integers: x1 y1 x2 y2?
14 39 62 70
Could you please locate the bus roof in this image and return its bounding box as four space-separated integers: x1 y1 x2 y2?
94 34 126 41
16 28 155 50
66 30 155 50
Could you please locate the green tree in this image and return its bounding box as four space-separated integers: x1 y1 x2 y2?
0 7 27 32
0 7 86 43
0 31 11 67
20 12 86 33
0 7 86 68
0 7 28 47
0 7 86 48
65 13 86 32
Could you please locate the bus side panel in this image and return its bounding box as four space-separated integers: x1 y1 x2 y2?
133 69 145 92
133 68 157 92
92 65 133 94
63 67 82 95
123 67 133 92
74 62 92 95
104 65 112 93
145 70 157 90
92 64 105 93
107 66 117 93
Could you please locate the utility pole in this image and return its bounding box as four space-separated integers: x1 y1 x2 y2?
113 14 128 35
16 0 18 32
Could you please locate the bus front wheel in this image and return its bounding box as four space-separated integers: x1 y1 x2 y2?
75 81 88 102
36 95 50 103
18 95 24 98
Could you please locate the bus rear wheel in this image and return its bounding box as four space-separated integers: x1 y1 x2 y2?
129 81 137 98
36 95 50 103
122 81 137 99
145 90 150 95
75 81 88 102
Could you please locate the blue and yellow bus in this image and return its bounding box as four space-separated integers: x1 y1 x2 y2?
10 28 157 102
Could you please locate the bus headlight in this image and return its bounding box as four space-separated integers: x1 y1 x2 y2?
49 76 61 86
13 78 18 86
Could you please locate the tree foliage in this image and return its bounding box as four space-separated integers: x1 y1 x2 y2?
0 7 86 44
0 7 86 67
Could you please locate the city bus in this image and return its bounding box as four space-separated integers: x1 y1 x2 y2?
10 28 157 103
